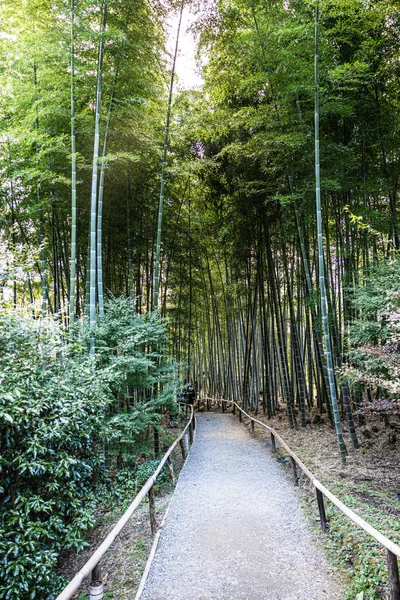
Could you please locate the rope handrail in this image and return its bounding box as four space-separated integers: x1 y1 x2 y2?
204 396 400 598
56 404 195 600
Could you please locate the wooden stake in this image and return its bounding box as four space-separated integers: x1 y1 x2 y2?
316 488 327 531
271 432 276 452
251 420 255 437
189 421 194 444
386 549 400 600
290 456 298 486
148 486 157 536
167 456 175 485
179 438 186 460
91 563 101 586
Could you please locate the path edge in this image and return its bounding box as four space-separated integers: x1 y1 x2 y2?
134 420 197 599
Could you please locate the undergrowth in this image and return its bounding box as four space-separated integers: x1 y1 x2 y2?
297 474 400 599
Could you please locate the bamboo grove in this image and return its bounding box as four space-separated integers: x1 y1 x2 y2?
1 0 400 461
168 0 400 460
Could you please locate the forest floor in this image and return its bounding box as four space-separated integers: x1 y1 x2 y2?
58 424 186 600
243 404 400 600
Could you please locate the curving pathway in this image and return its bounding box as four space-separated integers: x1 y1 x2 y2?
140 413 342 600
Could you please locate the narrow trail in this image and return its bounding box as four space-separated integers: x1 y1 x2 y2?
140 413 342 600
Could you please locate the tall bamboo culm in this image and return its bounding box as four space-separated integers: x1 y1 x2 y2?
314 2 347 463
153 0 184 311
96 62 118 318
89 1 107 354
69 0 77 328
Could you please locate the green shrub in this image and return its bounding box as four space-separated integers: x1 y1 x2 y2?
94 297 179 466
0 311 109 599
0 300 180 599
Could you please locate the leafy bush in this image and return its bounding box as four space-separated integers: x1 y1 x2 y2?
0 299 180 599
344 258 400 414
0 311 110 600
0 300 181 599
93 297 179 465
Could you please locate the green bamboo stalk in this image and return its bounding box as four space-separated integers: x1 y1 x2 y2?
127 178 133 300
153 0 184 311
89 1 107 354
97 54 120 317
34 63 47 316
69 0 77 328
314 2 347 463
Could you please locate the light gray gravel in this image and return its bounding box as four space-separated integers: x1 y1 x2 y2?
140 413 342 600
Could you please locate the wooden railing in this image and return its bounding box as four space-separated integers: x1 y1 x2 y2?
56 404 195 600
204 396 400 600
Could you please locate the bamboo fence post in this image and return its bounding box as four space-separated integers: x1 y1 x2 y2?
148 486 157 536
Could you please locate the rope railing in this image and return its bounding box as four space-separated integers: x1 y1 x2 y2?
56 404 195 600
204 396 400 600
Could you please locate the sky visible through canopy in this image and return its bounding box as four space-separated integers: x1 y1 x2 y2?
167 5 203 90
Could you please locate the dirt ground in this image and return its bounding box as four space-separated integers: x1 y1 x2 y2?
253 405 400 513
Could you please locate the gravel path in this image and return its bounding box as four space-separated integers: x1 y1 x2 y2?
140 413 342 600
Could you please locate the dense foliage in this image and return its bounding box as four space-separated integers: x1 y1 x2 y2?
0 301 179 599
345 258 400 412
0 312 108 598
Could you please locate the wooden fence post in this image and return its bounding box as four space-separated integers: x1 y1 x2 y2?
251 421 255 437
179 438 186 460
89 563 103 599
189 421 194 444
91 563 101 585
316 488 328 531
239 410 242 423
290 457 299 486
179 440 186 460
148 486 157 536
386 549 400 600
167 456 176 485
270 432 276 452
233 404 236 415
